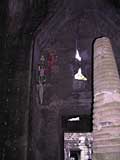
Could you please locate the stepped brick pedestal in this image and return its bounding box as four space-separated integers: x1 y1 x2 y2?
93 37 120 160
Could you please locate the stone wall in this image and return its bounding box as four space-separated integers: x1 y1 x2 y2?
0 33 32 160
1 1 120 160
30 3 120 160
0 0 51 159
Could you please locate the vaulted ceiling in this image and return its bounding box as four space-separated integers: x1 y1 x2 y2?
0 0 120 34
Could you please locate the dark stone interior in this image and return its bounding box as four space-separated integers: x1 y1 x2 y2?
0 0 120 160
70 150 81 160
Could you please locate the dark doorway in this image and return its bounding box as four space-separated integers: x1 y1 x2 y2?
70 150 81 160
61 114 92 160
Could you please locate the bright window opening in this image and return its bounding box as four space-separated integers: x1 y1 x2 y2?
68 117 80 122
74 49 87 81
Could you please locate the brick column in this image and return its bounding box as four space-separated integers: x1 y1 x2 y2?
93 37 120 160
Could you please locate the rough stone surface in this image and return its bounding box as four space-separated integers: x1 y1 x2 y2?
30 3 120 160
93 37 120 160
93 152 120 160
1 0 120 160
